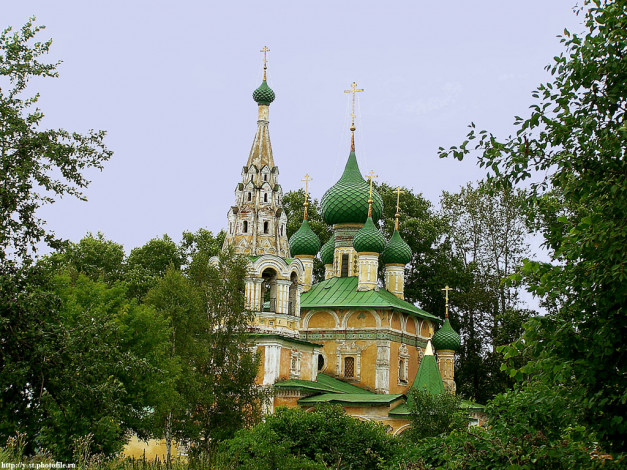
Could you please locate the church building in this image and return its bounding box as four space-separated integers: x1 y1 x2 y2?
213 51 477 435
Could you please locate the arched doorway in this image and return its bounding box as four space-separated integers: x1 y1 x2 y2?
261 268 278 313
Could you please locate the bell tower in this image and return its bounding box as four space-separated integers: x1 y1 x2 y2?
223 47 290 257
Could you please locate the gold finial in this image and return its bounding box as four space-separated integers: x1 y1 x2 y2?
364 170 377 217
441 285 452 319
301 173 312 220
260 46 270 80
344 81 364 150
395 187 403 231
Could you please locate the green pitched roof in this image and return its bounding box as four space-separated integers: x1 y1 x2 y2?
299 393 403 405
301 276 440 321
275 373 372 395
408 354 445 398
320 151 383 224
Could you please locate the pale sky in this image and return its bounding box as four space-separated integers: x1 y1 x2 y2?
4 1 583 253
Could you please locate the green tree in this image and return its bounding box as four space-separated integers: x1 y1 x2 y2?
405 389 467 439
218 405 397 470
375 182 463 316
125 234 182 300
0 19 112 264
50 232 125 285
440 0 627 451
440 183 532 402
178 227 226 273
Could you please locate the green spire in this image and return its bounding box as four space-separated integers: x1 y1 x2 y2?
320 152 383 225
408 341 445 401
253 80 275 106
432 318 461 352
353 217 386 253
380 229 412 265
320 236 335 265
289 219 321 256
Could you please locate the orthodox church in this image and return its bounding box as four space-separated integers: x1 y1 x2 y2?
214 53 479 436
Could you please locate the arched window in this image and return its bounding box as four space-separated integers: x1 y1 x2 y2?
344 357 355 378
264 193 268 203
280 225 284 236
247 192 252 202
243 221 248 233
261 268 278 313
318 354 325 371
263 221 269 234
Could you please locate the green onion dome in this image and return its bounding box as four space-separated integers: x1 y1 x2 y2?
253 80 275 105
380 229 412 265
353 217 386 253
289 219 321 256
320 151 383 225
432 318 461 352
320 236 335 265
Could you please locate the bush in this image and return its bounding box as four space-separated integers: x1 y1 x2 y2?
217 405 399 470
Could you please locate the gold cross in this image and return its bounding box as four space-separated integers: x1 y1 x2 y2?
301 173 312 219
344 82 364 130
364 170 378 201
441 285 453 318
260 46 270 79
395 187 403 230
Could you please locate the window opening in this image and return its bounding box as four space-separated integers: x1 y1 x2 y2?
247 192 252 202
264 221 269 234
318 354 325 371
341 254 349 277
264 193 268 203
344 357 355 378
243 221 248 233
399 359 406 381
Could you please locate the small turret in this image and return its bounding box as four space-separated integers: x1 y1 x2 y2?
288 174 320 292
433 286 461 393
381 188 412 299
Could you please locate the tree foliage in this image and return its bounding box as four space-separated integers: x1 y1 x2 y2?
217 405 397 470
405 390 467 439
0 19 112 263
439 0 627 451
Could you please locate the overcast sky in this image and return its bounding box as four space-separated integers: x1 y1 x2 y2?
5 1 583 254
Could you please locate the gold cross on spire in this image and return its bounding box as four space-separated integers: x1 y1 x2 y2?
260 46 270 80
301 173 312 220
441 285 453 319
344 82 364 151
395 187 403 230
365 170 377 217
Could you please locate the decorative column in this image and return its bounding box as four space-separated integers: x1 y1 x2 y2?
375 340 391 394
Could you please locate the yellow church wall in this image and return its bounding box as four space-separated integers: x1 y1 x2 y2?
300 350 313 381
279 347 291 381
346 310 378 328
405 314 416 334
390 312 401 331
307 311 336 329
274 395 301 408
